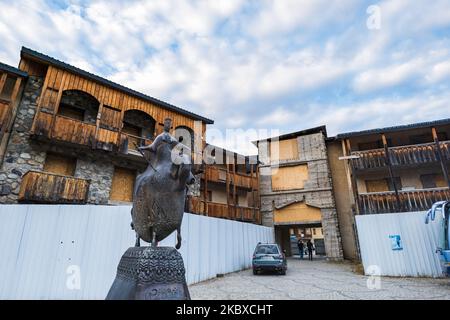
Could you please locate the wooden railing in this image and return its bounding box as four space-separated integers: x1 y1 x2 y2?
32 113 145 155
187 196 261 223
358 187 450 214
351 141 450 170
18 170 90 204
205 166 258 189
124 133 153 152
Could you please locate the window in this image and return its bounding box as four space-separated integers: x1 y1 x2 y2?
43 153 77 176
365 177 402 192
420 174 447 189
207 190 212 202
358 140 383 150
57 104 85 121
0 75 17 101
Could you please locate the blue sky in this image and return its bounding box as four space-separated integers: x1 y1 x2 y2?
0 0 450 154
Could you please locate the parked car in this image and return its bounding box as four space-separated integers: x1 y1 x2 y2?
252 243 287 275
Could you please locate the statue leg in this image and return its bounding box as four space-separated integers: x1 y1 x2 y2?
175 227 182 250
135 232 140 247
151 228 157 247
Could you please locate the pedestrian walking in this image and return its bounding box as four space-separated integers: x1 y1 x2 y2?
297 239 304 259
306 240 314 261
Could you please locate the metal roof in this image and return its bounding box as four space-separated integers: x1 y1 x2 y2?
0 61 28 78
20 47 214 124
336 118 450 139
252 125 327 145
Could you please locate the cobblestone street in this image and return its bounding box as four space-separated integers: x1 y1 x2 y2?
189 258 450 300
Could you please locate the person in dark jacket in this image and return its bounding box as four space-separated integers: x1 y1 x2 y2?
306 240 314 261
297 239 304 259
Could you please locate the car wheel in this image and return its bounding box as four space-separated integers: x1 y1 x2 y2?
253 269 258 275
279 270 286 275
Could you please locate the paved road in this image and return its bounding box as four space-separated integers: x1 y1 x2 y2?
189 257 450 300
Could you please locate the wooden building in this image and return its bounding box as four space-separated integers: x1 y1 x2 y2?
328 118 450 260
0 47 261 225
186 145 261 224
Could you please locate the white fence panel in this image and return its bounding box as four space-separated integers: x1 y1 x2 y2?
355 211 443 278
0 204 273 299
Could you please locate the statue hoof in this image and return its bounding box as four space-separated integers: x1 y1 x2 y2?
175 242 181 250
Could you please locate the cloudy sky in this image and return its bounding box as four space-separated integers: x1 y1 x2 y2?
1 0 450 154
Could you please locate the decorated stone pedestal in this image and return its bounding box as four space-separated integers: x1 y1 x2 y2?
106 246 190 300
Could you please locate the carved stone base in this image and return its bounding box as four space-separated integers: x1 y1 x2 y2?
106 246 190 300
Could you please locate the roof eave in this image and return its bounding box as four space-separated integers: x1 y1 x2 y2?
20 47 214 124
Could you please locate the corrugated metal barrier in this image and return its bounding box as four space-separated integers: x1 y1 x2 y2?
0 204 274 299
356 211 444 278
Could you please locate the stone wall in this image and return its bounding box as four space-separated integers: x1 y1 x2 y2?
0 75 148 205
0 76 46 203
258 131 344 260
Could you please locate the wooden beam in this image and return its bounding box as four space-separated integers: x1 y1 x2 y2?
382 134 402 211
432 127 450 188
203 166 208 216
0 73 7 94
342 139 360 213
49 73 68 138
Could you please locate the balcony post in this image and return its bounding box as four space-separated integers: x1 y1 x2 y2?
432 127 450 188
49 73 68 139
203 165 208 216
382 134 402 211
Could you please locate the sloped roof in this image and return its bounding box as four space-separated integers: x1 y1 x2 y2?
20 47 214 124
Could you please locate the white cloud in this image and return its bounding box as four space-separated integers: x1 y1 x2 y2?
0 0 449 155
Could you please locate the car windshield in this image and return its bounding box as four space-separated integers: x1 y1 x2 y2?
255 245 279 255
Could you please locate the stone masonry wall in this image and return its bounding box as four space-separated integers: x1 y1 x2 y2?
258 131 344 260
0 76 46 203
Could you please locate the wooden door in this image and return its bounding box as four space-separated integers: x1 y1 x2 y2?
110 167 136 202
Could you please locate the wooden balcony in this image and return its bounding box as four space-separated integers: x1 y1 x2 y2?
204 166 258 190
18 170 90 204
32 112 131 154
351 141 450 170
358 187 450 214
187 196 261 223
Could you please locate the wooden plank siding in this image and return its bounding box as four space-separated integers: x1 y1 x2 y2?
28 63 206 154
18 171 90 204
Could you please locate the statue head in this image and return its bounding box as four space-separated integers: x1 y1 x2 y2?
163 118 172 133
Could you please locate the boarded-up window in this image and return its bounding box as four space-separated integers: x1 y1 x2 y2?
274 202 322 224
420 174 447 189
43 153 76 176
100 106 121 130
110 167 136 202
271 165 308 191
365 177 402 192
270 138 298 161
